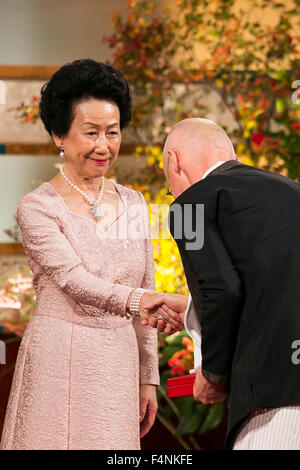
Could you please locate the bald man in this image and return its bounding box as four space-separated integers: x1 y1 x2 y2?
144 118 300 450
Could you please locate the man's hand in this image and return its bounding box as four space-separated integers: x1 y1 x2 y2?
127 291 183 330
141 293 188 334
143 310 186 335
143 293 188 314
193 366 228 404
158 312 186 335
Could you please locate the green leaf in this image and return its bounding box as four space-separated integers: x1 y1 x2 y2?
198 401 225 436
156 371 173 402
159 403 174 420
164 329 186 345
175 399 207 436
159 344 180 367
269 70 288 82
276 97 286 113
209 30 222 37
159 369 173 389
173 395 195 414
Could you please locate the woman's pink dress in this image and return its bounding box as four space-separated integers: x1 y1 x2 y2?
0 181 159 450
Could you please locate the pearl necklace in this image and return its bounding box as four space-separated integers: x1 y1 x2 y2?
59 163 105 221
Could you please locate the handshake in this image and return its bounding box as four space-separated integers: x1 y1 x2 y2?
129 291 229 404
127 291 189 335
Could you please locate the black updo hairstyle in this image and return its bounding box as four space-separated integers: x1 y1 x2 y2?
39 59 132 138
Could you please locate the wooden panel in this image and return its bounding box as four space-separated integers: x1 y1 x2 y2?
4 143 58 155
0 65 59 79
2 142 137 156
0 244 25 255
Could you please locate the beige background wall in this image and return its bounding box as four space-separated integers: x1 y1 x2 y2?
0 0 127 66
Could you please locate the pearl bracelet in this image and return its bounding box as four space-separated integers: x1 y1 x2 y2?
129 287 151 316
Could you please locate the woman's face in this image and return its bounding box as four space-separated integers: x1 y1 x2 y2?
54 98 121 177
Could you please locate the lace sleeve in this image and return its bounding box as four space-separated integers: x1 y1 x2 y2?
132 191 160 386
17 193 134 317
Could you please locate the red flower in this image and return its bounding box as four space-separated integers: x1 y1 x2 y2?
107 37 117 47
251 132 265 147
168 349 188 366
140 55 150 63
270 79 277 91
170 366 186 376
292 122 300 131
265 136 279 147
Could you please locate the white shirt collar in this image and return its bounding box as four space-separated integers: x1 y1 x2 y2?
201 161 226 180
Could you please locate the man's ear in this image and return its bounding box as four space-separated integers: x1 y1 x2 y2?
169 148 181 174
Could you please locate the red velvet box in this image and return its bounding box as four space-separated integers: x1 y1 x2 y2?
167 374 196 398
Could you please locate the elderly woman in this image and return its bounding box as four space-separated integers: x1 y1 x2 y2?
0 59 186 450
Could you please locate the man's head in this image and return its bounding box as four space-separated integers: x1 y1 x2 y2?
163 118 239 198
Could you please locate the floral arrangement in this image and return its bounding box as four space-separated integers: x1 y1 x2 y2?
8 95 40 124
102 0 300 179
167 336 194 376
0 268 36 337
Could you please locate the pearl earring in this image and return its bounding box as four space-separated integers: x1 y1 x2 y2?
59 144 64 158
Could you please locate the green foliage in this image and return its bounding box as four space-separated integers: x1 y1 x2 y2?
198 402 225 436
175 398 206 436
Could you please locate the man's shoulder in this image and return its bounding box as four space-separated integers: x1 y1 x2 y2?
172 164 300 206
204 163 298 189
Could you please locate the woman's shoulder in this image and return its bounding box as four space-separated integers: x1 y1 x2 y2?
18 181 57 204
17 182 62 219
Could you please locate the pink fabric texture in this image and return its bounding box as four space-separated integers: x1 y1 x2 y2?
0 181 159 450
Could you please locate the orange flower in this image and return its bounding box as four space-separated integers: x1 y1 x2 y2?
168 349 189 365
182 336 194 352
168 346 194 376
146 70 155 80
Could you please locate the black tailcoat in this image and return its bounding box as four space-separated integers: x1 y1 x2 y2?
168 161 300 449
